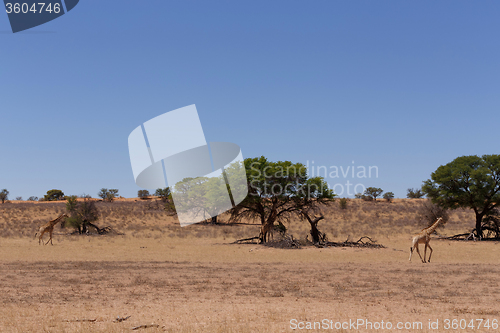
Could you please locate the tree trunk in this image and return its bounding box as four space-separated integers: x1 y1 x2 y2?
310 221 321 243
307 215 324 243
475 213 484 239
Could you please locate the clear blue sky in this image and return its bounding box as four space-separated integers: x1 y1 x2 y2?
1 1 499 199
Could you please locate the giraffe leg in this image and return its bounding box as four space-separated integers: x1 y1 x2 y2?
39 230 46 245
423 243 428 263
415 244 425 263
427 244 433 262
45 230 53 245
409 246 413 261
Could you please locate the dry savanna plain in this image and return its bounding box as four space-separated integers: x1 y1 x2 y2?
0 198 499 332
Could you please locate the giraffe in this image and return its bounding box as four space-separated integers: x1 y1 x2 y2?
260 205 279 243
34 213 68 245
409 217 444 263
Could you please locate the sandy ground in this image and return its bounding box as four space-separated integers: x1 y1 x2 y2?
0 235 499 332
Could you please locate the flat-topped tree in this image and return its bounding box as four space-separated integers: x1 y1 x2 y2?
44 189 64 201
230 156 335 243
364 187 383 201
423 154 500 239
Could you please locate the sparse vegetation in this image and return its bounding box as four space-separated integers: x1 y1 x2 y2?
416 200 449 229
339 197 348 210
27 196 38 201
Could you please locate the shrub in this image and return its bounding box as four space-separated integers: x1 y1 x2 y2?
383 192 394 202
407 188 425 199
416 200 449 228
138 190 150 199
27 196 38 201
355 192 372 201
339 198 348 210
65 195 78 212
66 197 100 234
16 196 22 201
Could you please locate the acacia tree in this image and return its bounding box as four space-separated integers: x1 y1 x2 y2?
423 154 500 238
138 190 150 199
383 192 394 202
364 187 383 201
230 156 335 243
172 175 229 224
0 189 9 204
44 189 64 201
65 196 105 234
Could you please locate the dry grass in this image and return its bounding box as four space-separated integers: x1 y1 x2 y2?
0 198 475 241
0 199 496 332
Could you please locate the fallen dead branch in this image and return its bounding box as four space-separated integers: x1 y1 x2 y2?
262 234 301 249
65 318 97 322
114 315 131 322
315 235 385 248
132 324 160 330
232 236 260 244
439 226 500 241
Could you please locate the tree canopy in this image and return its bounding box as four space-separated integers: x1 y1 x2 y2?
44 189 64 201
364 187 383 201
230 156 335 242
422 154 500 238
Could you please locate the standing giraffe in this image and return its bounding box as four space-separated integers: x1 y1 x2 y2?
34 213 68 245
409 217 444 263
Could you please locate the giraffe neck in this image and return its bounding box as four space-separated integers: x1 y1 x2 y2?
50 214 67 226
425 219 441 234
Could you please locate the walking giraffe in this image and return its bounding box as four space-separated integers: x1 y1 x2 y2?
34 213 68 245
409 217 444 263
